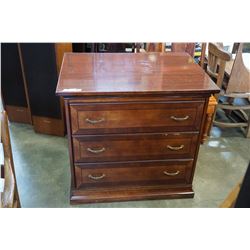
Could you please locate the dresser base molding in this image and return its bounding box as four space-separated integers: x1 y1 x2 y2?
70 185 194 204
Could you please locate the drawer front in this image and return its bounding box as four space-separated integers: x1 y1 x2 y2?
73 132 199 163
75 160 193 189
70 101 205 135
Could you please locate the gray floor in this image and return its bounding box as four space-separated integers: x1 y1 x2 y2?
9 121 250 208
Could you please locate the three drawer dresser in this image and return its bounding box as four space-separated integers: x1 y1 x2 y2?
56 52 220 204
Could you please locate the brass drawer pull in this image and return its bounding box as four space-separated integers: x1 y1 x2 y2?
85 118 105 124
167 145 184 151
163 170 180 176
87 147 106 154
170 115 189 121
88 173 106 180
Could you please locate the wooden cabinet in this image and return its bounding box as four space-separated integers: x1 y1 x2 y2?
1 43 31 124
19 43 64 136
1 43 72 136
56 52 219 204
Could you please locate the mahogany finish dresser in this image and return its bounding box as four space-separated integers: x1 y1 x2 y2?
56 52 219 204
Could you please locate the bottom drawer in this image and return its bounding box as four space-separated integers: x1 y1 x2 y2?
75 160 193 189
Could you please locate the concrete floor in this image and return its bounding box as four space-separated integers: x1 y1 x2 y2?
9 121 250 208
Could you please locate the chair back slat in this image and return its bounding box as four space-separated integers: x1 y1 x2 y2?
1 158 15 208
207 43 231 88
0 111 21 208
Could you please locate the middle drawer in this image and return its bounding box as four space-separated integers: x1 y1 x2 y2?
73 132 199 163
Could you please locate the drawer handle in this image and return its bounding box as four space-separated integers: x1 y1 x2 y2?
163 170 180 176
85 118 105 124
87 147 106 154
170 115 189 121
167 145 184 151
88 174 106 180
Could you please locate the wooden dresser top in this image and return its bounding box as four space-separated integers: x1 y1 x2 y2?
56 52 220 96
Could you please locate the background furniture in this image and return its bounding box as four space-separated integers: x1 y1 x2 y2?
145 43 165 52
206 43 231 92
235 162 250 207
140 43 196 55
201 95 217 143
72 43 135 53
20 43 64 136
213 43 250 137
1 43 72 136
56 52 219 204
220 161 250 208
0 111 21 208
225 50 250 77
199 43 207 69
0 138 4 194
171 43 196 57
200 43 231 142
1 43 32 124
219 181 242 208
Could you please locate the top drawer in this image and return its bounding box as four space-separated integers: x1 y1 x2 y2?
69 101 205 135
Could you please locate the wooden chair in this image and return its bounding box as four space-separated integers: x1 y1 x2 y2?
146 43 165 52
219 181 242 208
199 43 207 69
134 43 165 53
213 43 250 138
171 43 196 57
139 43 195 54
200 43 231 143
207 43 231 90
198 43 218 143
200 43 225 69
220 161 250 208
0 111 21 208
